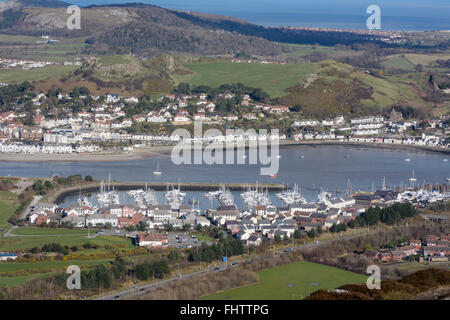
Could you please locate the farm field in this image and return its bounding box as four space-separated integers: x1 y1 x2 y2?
0 65 77 84
175 60 317 97
404 53 450 66
202 261 367 300
0 258 117 288
11 227 90 236
0 191 20 232
0 34 43 44
286 43 359 59
382 55 416 71
0 272 52 287
0 258 114 274
0 234 131 251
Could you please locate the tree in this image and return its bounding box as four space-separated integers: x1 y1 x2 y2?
274 234 282 244
249 88 269 102
168 250 179 263
167 224 174 232
85 175 93 182
294 229 302 239
174 82 191 95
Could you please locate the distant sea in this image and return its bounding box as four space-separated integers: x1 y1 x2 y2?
207 12 450 31
68 0 450 31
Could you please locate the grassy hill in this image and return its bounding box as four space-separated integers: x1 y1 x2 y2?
306 268 450 300
202 261 367 300
174 58 317 98
0 3 288 58
176 58 435 116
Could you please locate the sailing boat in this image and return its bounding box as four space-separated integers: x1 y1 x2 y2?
409 169 417 188
153 161 162 175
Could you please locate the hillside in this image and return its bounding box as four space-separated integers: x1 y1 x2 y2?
0 2 289 57
175 58 436 116
306 268 450 300
31 54 179 96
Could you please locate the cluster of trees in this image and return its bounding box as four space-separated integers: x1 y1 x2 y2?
28 242 106 255
0 8 23 29
134 260 170 281
54 174 93 186
29 175 93 196
307 226 324 239
173 82 270 103
32 180 53 195
330 223 348 233
0 81 34 107
187 237 244 263
196 225 224 240
348 203 417 228
40 243 70 255
80 265 114 289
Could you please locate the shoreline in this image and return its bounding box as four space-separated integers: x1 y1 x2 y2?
0 140 448 163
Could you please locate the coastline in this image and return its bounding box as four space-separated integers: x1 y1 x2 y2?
0 140 448 163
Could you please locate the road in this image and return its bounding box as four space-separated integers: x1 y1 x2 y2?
95 231 371 300
19 195 42 220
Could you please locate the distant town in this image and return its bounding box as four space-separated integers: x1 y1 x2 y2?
0 89 448 156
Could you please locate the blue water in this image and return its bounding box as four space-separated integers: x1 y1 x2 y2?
65 0 450 31
2 145 448 202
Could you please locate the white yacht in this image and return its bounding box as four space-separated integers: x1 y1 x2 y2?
153 161 162 175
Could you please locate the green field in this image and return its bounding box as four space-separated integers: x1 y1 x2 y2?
202 261 367 300
382 55 416 71
98 55 130 66
0 272 52 287
0 258 114 274
175 60 317 97
0 191 20 232
0 258 116 287
0 35 43 44
0 235 131 251
287 44 358 58
11 227 90 236
0 65 77 84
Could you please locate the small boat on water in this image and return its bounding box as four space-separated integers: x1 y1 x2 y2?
409 170 417 185
299 155 304 159
443 159 448 162
405 158 411 162
269 174 277 178
276 155 281 159
153 161 162 175
345 155 350 158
